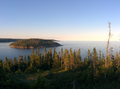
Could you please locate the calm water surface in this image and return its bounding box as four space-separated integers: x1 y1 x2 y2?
0 41 120 61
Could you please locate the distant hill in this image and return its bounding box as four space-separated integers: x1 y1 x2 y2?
0 38 22 42
9 39 62 49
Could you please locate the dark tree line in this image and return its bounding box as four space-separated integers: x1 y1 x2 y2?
1 46 120 89
0 46 120 76
0 47 82 73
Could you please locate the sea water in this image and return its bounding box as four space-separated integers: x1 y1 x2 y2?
0 41 120 61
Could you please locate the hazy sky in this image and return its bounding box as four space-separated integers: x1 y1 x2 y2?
0 0 120 41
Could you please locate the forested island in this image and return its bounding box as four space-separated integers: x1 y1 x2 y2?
9 39 62 49
0 38 22 42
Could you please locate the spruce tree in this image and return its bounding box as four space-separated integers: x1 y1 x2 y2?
92 47 98 77
64 49 70 70
13 57 18 71
48 48 52 68
5 56 7 65
116 52 119 68
70 48 74 69
53 51 60 68
61 48 63 67
24 54 27 64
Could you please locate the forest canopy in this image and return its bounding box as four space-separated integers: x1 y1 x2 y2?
9 39 62 49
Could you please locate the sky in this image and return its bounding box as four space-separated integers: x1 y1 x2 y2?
0 0 120 41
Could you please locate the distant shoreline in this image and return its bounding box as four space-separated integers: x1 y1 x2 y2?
0 38 22 42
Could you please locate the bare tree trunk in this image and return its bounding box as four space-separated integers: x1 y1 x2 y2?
106 21 112 69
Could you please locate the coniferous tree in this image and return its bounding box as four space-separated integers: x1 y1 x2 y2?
92 47 98 77
5 56 7 65
24 54 27 64
32 48 34 55
0 60 3 67
41 47 48 69
18 55 21 66
13 57 18 71
34 49 38 55
102 53 105 60
37 47 40 56
116 52 119 68
78 48 82 62
13 57 17 65
43 47 49 69
44 47 47 60
78 48 82 65
3 57 11 73
10 59 13 67
30 48 35 68
27 55 31 67
64 49 70 70
87 49 93 75
99 50 102 63
53 47 56 58
61 48 63 67
53 51 60 68
88 49 91 61
30 48 36 68
73 50 76 67
19 55 26 72
70 48 74 69
48 48 52 68
9 59 14 72
34 50 39 65
41 53 44 64
75 49 81 67
84 57 88 66
108 47 113 67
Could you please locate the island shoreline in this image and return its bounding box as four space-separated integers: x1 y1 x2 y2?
9 45 62 49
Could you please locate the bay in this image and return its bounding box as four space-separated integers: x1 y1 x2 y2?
0 41 120 61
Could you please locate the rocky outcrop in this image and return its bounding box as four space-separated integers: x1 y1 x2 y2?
9 45 34 49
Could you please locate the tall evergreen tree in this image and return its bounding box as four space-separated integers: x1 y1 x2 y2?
99 50 102 62
13 57 18 71
75 49 81 67
53 51 60 68
61 48 63 67
48 48 52 68
70 48 74 69
37 47 40 56
64 49 70 70
27 55 31 67
24 54 27 64
116 52 119 68
88 49 91 61
92 47 98 77
5 56 7 65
